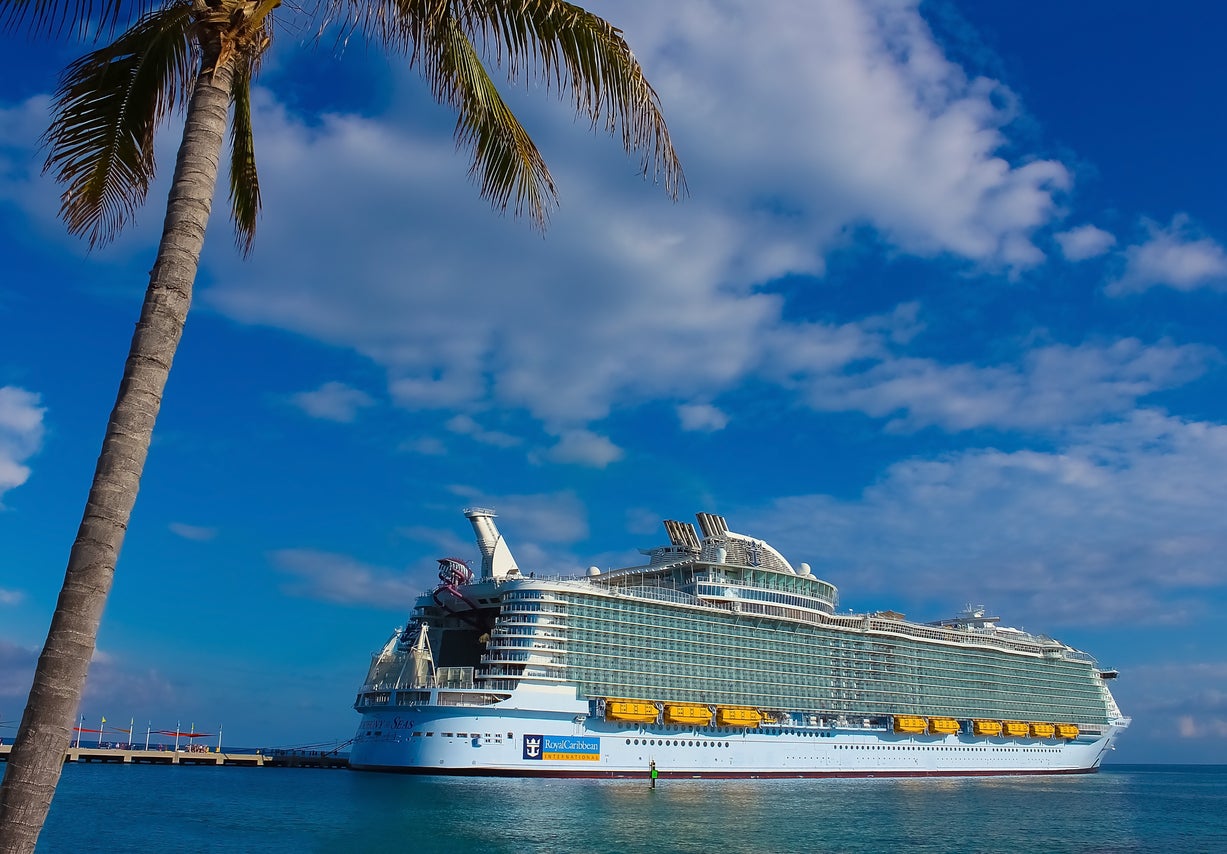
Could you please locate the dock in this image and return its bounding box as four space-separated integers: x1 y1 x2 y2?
0 744 348 768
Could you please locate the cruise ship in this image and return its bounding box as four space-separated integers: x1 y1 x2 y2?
350 508 1129 777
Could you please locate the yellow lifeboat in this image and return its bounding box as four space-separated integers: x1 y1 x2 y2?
1002 721 1029 738
605 699 658 723
972 720 1003 737
663 704 713 726
927 717 960 735
715 706 763 728
1030 722 1056 739
1055 723 1080 740
893 715 927 734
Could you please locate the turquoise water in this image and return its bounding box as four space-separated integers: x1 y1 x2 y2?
31 764 1227 853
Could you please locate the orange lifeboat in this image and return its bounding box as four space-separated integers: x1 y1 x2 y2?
927 717 960 735
605 699 658 723
893 715 927 734
663 704 713 726
972 720 1003 736
715 707 762 728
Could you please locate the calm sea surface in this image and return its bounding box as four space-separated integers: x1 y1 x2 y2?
31 764 1227 853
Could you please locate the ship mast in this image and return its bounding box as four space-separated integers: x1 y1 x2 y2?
410 624 436 688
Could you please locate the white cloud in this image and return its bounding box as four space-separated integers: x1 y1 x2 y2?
446 414 521 448
0 588 24 605
741 410 1227 627
199 0 1078 433
677 403 729 432
801 338 1213 432
271 549 420 607
0 386 46 503
620 0 1069 268
542 430 624 468
290 381 374 422
399 435 447 456
1114 662 1227 744
80 652 179 713
0 640 37 703
1108 215 1227 295
169 523 217 542
0 97 65 236
0 641 177 722
1176 714 1227 739
1055 224 1115 261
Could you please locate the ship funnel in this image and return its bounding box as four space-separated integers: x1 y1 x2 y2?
663 519 702 550
464 507 519 580
695 512 729 539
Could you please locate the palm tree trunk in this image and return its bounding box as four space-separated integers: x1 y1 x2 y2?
0 54 234 854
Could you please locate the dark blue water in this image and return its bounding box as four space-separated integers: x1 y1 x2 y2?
32 764 1227 853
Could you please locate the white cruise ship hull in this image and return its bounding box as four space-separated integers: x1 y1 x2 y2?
350 686 1127 778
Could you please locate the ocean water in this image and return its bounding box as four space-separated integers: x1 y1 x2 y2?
30 764 1227 853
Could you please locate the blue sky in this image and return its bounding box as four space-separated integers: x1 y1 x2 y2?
2 1 1225 762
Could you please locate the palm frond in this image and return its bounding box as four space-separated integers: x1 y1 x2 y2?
1 0 147 40
228 52 261 256
42 2 197 248
344 0 683 226
462 0 685 198
438 13 555 228
335 0 447 56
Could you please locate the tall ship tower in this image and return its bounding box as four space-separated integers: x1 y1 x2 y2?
350 509 1128 777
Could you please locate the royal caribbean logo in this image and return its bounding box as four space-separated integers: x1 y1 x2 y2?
523 735 600 761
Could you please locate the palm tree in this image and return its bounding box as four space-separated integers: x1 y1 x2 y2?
0 2 683 849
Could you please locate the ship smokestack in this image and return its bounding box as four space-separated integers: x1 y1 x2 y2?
464 507 519 580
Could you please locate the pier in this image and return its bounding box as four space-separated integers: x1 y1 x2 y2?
0 744 348 768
